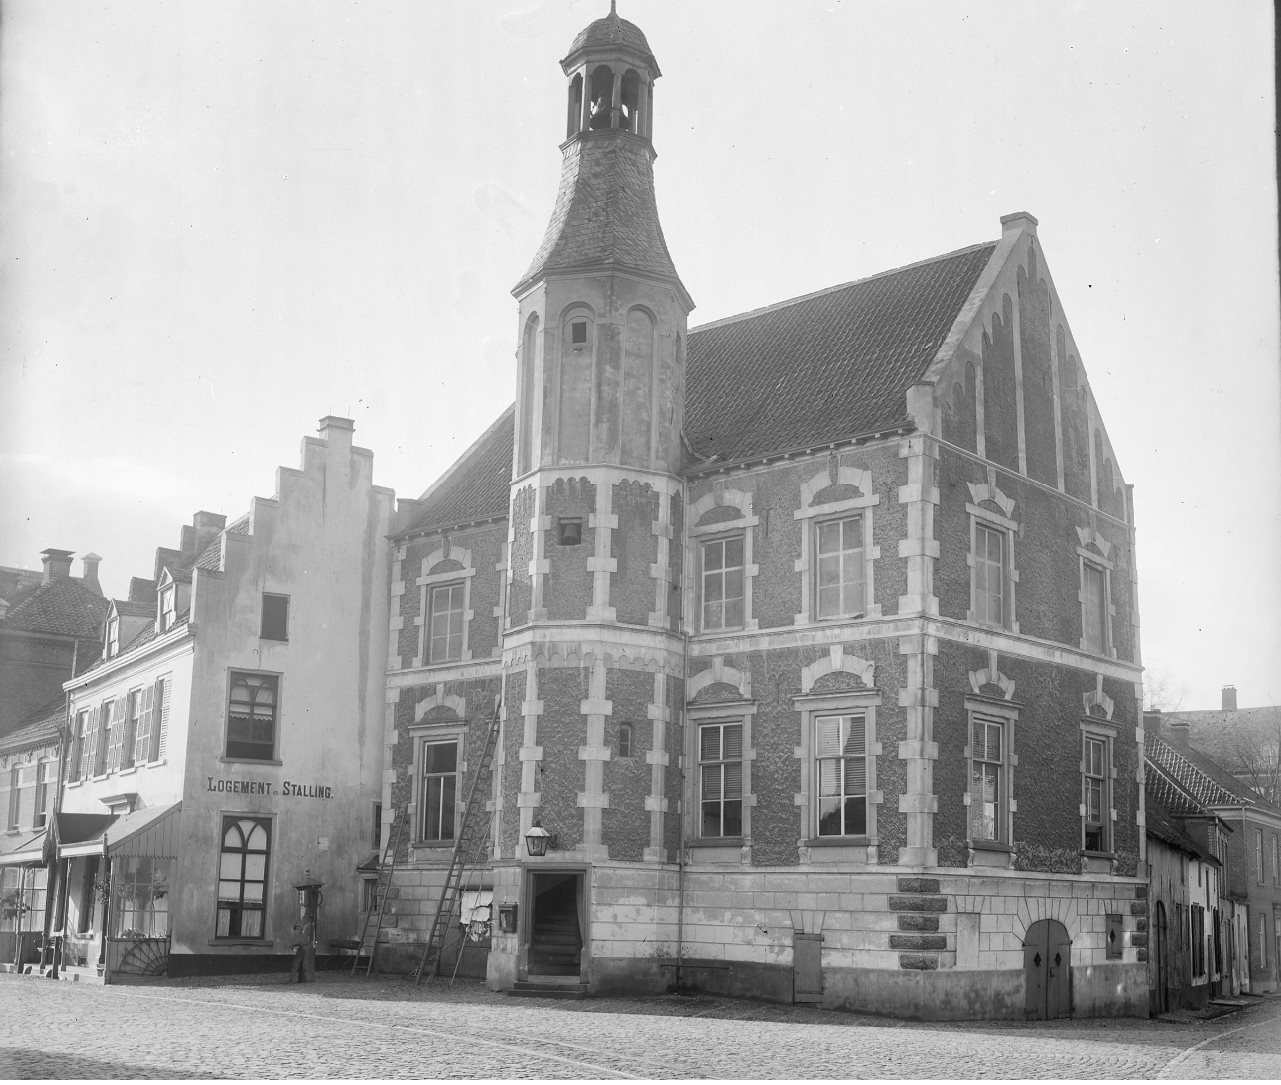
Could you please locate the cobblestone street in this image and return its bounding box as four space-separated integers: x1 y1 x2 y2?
1 973 1278 1079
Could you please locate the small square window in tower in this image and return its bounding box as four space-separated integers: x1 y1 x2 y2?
570 320 588 348
557 518 583 546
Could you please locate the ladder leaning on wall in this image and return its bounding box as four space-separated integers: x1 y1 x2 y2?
351 808 407 977
413 694 503 986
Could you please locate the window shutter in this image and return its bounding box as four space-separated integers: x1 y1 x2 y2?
80 707 98 780
134 685 155 765
106 699 126 772
153 678 170 760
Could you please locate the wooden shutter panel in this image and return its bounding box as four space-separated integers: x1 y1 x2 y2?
106 699 126 772
133 685 155 766
152 678 170 761
80 707 98 780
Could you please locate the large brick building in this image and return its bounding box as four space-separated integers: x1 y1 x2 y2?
379 9 1146 1019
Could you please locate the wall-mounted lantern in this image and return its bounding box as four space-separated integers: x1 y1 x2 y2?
524 821 556 857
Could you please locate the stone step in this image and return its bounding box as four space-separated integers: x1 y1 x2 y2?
509 979 587 999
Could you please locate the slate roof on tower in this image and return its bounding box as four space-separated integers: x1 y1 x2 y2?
408 237 1001 534
566 13 655 63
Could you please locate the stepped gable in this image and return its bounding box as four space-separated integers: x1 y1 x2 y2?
684 242 996 465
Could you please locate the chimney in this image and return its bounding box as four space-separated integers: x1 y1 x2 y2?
1143 709 1162 739
1168 719 1191 748
318 415 355 450
81 553 103 595
192 511 227 557
40 548 74 583
1221 685 1237 711
1000 211 1039 238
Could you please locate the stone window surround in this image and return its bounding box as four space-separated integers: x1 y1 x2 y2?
793 465 882 626
1079 718 1118 867
966 477 1020 633
963 694 1019 866
408 717 467 852
685 658 755 855
793 683 883 861
414 544 477 668
1075 526 1117 658
687 488 759 634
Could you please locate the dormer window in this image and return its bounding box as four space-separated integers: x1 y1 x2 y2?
106 616 120 658
160 586 177 632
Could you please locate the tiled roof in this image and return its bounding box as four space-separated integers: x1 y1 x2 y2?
684 243 996 464
0 566 43 603
1162 705 1281 776
193 515 247 571
566 13 654 61
1145 733 1281 814
1145 761 1215 820
516 135 685 296
1144 790 1214 861
0 697 64 752
411 240 998 531
113 599 155 620
398 406 515 537
0 575 109 640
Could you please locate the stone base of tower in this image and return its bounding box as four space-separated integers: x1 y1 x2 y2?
486 859 1149 1020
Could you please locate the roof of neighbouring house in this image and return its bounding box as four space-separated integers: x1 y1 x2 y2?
1144 789 1216 863
0 571 110 640
0 697 65 754
1145 732 1281 817
405 239 998 534
1161 704 1281 778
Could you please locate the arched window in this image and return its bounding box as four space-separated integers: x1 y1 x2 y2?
226 672 278 760
620 70 640 133
558 308 594 462
519 313 541 474
216 817 270 938
566 73 584 137
588 65 614 129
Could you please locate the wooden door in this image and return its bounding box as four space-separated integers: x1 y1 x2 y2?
1024 919 1071 1020
793 932 822 1003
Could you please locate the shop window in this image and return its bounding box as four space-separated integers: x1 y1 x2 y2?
427 583 465 663
226 672 279 761
215 817 270 939
699 722 743 838
1082 733 1112 852
112 856 170 938
700 535 744 632
261 593 289 641
420 740 459 843
815 713 867 837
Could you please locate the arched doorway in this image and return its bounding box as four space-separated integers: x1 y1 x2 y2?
1023 919 1071 1020
1154 901 1169 1014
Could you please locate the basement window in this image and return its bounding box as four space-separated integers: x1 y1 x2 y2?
557 519 582 546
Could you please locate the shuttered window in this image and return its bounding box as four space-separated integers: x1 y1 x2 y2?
815 713 867 837
699 722 743 838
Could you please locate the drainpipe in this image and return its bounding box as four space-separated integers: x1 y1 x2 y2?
675 631 688 993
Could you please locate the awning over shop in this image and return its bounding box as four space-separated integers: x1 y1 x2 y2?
0 826 51 867
56 803 182 860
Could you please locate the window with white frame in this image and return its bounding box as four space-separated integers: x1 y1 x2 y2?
700 535 744 631
420 739 459 843
33 760 51 829
1273 833 1279 886
815 516 866 619
698 722 743 838
160 585 177 632
972 522 1009 628
815 713 868 838
106 616 120 658
120 689 141 771
969 712 1008 843
215 816 270 939
1083 732 1111 852
112 856 170 937
1081 561 1109 654
1260 914 1268 969
6 766 19 830
92 699 114 776
427 583 465 663
226 672 279 761
1257 829 1266 885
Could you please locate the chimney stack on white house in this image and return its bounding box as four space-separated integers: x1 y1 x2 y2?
81 553 103 595
1221 685 1237 711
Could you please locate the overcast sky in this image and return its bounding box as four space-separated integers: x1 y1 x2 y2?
1 0 1277 713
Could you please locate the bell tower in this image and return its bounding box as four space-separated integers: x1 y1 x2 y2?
495 7 691 987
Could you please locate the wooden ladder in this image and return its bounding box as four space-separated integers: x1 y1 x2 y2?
413 695 502 985
351 808 407 976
